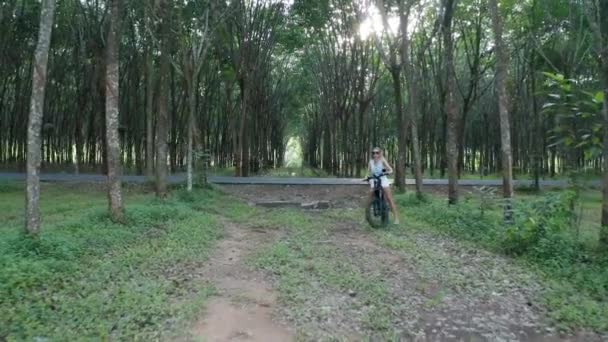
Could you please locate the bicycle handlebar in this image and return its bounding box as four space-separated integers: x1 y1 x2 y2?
362 173 390 182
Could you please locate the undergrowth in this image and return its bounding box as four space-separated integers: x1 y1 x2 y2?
0 184 222 341
395 192 608 332
253 210 396 339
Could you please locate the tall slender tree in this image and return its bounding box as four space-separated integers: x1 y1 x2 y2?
25 0 56 235
177 8 212 192
591 0 608 243
155 0 171 198
376 0 407 193
442 0 459 204
489 0 514 222
398 0 424 199
145 7 155 179
104 0 124 221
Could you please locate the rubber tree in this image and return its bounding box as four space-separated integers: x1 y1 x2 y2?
155 0 171 198
25 0 56 235
104 0 124 222
145 5 155 179
226 0 282 177
375 0 408 193
397 0 424 199
442 0 459 204
488 0 514 222
175 4 212 192
589 0 608 243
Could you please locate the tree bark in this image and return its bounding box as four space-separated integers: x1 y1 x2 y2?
155 0 171 198
443 0 459 204
391 68 407 193
398 0 423 199
601 76 608 243
104 0 124 222
25 0 56 235
599 0 608 244
186 80 196 191
145 49 155 179
489 0 514 222
237 77 250 177
408 79 424 199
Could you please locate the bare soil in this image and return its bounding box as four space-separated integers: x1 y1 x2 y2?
187 221 293 342
219 184 369 209
219 184 480 209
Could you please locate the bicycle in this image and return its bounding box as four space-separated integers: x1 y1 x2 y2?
363 172 391 228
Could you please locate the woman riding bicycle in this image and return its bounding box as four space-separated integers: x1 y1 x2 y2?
367 147 400 224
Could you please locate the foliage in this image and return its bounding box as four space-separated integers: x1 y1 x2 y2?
395 191 608 331
473 185 497 217
542 72 604 163
0 184 222 341
503 191 577 255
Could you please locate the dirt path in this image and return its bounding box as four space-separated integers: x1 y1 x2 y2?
264 210 602 341
328 219 552 341
188 221 293 342
217 185 604 341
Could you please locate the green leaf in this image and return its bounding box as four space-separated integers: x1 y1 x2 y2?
542 72 565 82
593 91 604 104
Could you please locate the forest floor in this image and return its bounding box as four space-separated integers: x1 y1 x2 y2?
1 182 606 341
188 184 603 341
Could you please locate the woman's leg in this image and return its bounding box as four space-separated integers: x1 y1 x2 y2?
383 187 400 223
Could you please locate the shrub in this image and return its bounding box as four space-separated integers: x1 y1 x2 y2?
503 191 577 255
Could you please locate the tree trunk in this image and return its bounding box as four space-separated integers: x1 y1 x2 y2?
104 0 124 222
409 84 424 199
145 49 155 178
155 0 171 198
236 77 250 177
186 80 196 191
601 81 608 243
443 0 459 204
489 0 514 222
25 0 56 235
398 0 423 199
599 0 608 244
391 68 407 193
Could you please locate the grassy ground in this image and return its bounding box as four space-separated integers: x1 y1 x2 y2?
1 181 606 340
253 209 400 339
0 183 222 341
392 190 608 332
252 188 607 339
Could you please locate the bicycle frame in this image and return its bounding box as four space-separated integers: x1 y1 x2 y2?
364 173 390 227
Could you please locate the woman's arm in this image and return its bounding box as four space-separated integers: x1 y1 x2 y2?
382 157 394 174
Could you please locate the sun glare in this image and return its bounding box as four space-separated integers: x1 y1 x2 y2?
358 4 420 39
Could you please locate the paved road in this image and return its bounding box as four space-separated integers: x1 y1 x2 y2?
0 172 600 188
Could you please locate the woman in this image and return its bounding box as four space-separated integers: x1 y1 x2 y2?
367 147 400 224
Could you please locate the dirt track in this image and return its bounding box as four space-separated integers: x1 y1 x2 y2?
188 220 293 341
187 185 603 341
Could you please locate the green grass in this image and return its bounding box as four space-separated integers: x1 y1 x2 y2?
0 183 223 341
391 190 608 332
253 209 396 338
2 179 606 338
